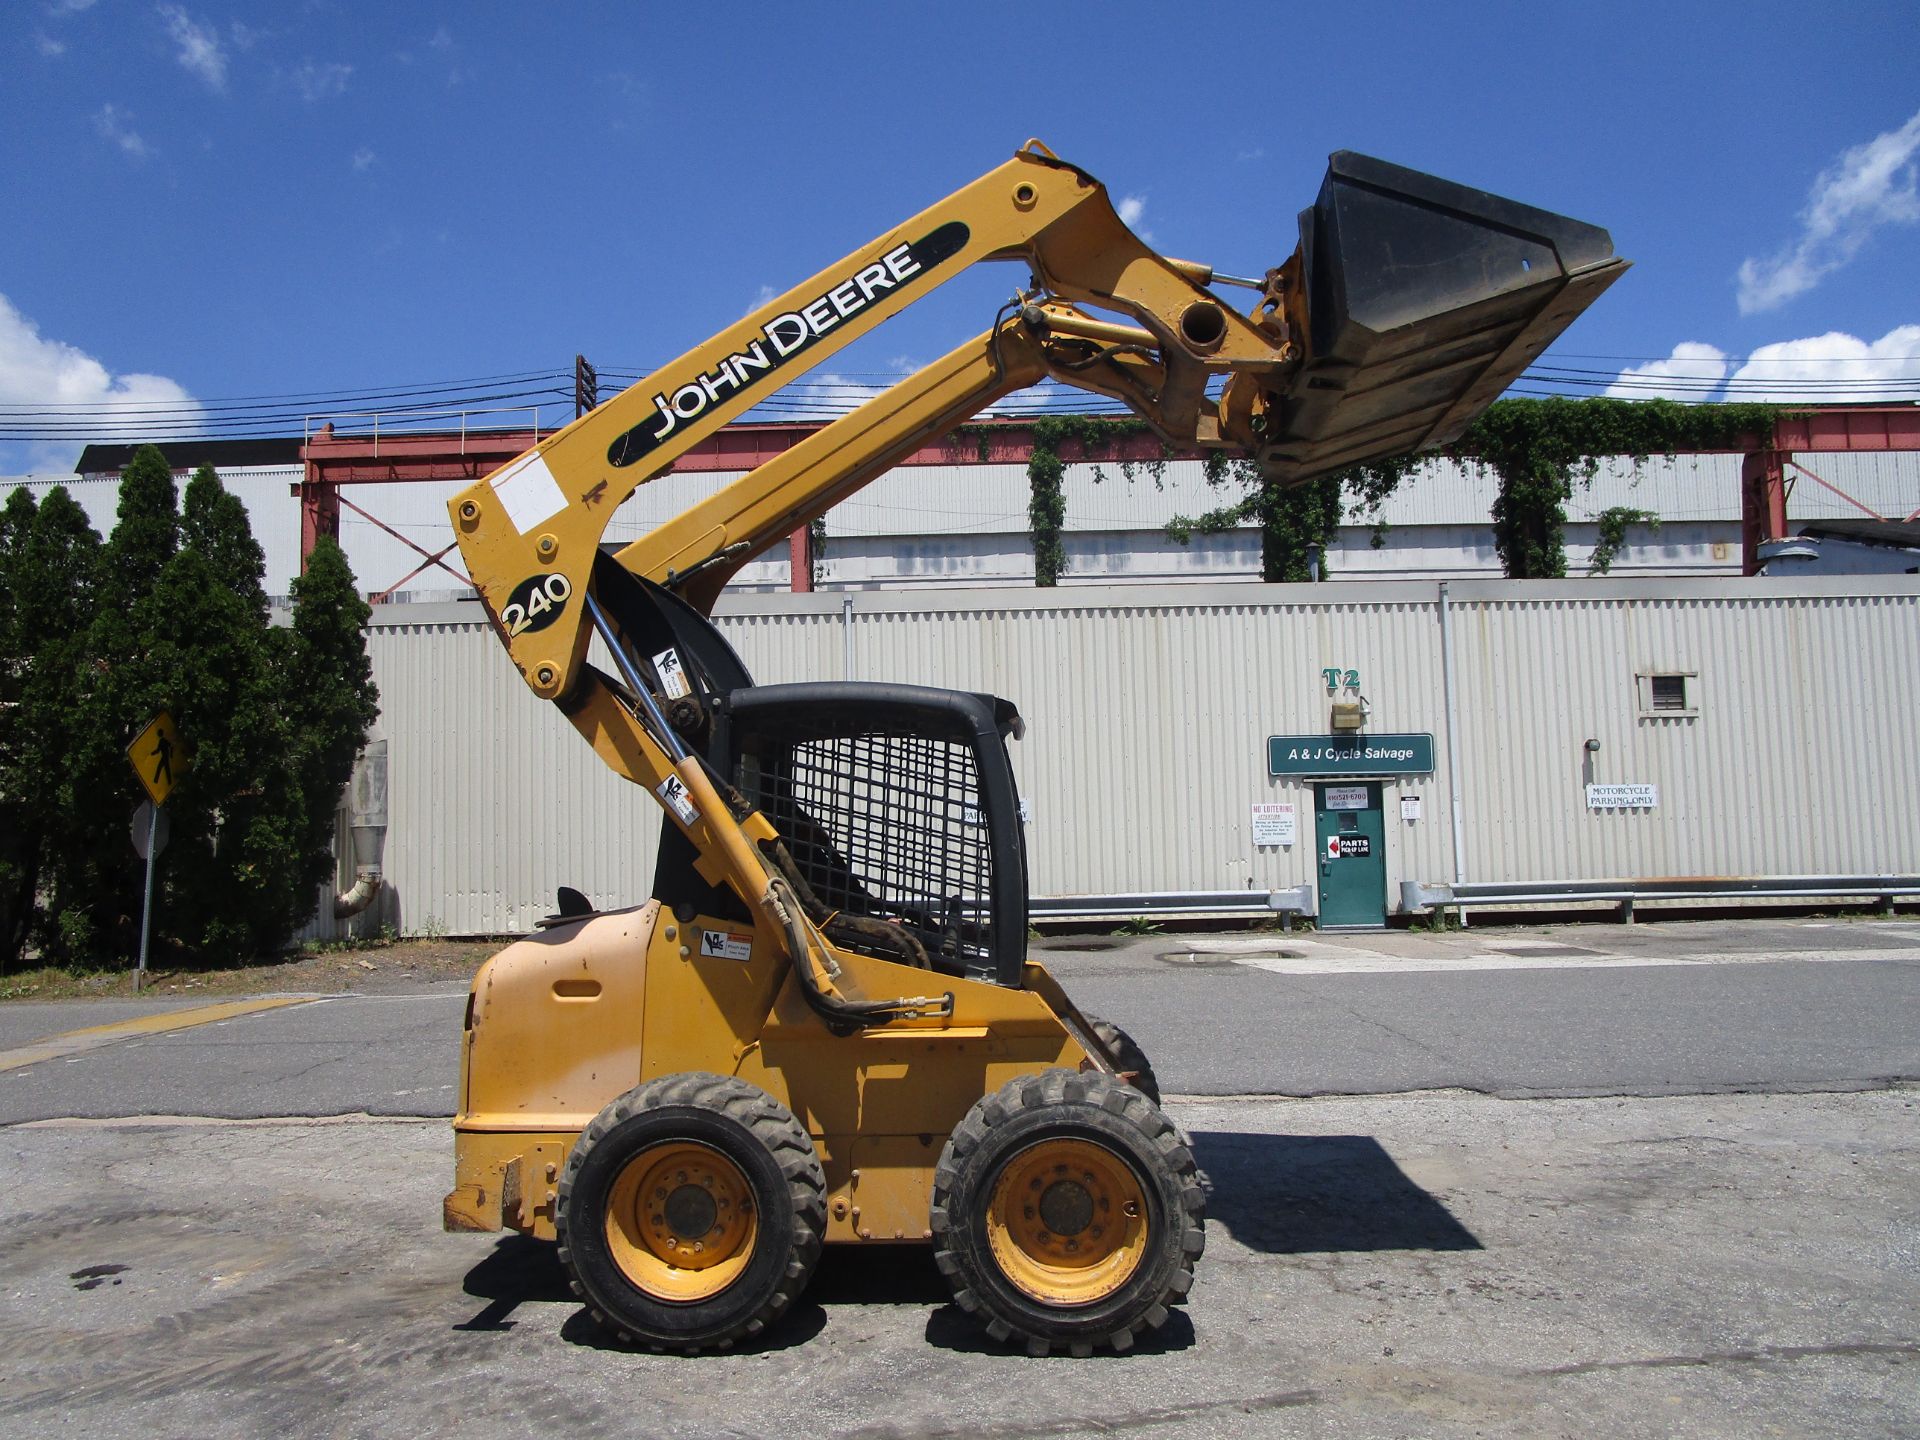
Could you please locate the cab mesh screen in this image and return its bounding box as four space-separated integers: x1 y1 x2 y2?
737 725 993 971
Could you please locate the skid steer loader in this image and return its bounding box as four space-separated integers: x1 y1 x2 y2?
442 140 1626 1354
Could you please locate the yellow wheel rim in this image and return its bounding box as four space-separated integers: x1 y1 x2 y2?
984 1137 1149 1305
603 1140 758 1303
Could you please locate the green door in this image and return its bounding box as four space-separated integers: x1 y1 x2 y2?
1315 782 1387 928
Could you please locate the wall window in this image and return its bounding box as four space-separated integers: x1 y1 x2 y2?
1637 671 1698 716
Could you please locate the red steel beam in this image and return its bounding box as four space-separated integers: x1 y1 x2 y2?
301 406 1920 486
300 405 1917 582
300 417 1173 484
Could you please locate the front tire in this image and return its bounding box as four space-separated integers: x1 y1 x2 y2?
556 1072 825 1352
930 1069 1204 1355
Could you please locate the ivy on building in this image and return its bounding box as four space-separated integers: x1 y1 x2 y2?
1467 397 1780 577
0 447 379 972
989 416 1172 586
1166 397 1785 580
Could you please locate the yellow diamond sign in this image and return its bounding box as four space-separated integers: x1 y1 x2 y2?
128 710 190 807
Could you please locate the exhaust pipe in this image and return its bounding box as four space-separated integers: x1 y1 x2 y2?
334 737 388 918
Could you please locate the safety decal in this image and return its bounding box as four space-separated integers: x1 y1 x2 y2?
656 774 700 825
501 572 572 636
652 646 691 699
699 930 753 962
607 222 971 469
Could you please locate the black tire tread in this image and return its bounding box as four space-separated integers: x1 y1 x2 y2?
555 1071 826 1353
1081 1012 1161 1105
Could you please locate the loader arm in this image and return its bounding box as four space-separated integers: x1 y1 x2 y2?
446 139 1626 1021
451 139 1302 705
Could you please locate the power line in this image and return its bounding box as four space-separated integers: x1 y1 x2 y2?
2 355 1915 445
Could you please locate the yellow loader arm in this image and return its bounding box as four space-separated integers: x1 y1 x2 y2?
446 140 1625 1022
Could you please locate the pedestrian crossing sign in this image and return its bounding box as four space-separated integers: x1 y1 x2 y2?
128 710 189 806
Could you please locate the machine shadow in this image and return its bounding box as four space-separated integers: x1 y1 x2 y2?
456 1233 948 1354
455 1227 1196 1357
1188 1131 1483 1255
454 1132 1458 1356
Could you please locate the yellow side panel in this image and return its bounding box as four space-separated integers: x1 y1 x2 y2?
462 902 659 1131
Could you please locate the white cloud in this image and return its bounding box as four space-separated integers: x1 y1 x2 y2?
1604 342 1729 399
1606 327 1920 403
774 372 889 419
0 293 201 472
51 0 98 12
36 31 66 57
92 104 150 159
1726 325 1920 402
1116 193 1156 243
157 3 227 92
1737 108 1920 314
227 19 265 50
291 60 353 101
428 24 453 50
351 147 376 172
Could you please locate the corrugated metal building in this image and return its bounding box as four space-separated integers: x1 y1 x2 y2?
11 448 1917 598
306 573 1920 939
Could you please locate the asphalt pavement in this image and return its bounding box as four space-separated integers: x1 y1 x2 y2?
3 914 1917 1438
3 915 1916 1123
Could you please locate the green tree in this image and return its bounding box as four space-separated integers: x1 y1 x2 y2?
0 487 42 960
3 489 105 963
98 445 179 611
285 535 380 906
2 455 380 969
48 447 183 959
182 464 268 621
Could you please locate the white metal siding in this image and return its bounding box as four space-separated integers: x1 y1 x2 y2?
304 576 1920 936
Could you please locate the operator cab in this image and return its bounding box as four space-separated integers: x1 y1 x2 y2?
586 555 1031 986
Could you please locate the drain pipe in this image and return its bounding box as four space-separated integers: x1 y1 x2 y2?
841 593 855 679
334 736 388 918
1438 584 1468 926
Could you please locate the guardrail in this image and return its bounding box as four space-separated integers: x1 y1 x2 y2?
1031 885 1315 928
304 405 551 456
1400 875 1920 923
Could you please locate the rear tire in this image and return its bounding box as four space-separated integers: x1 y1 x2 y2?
1083 1012 1160 1104
556 1072 825 1352
930 1069 1204 1355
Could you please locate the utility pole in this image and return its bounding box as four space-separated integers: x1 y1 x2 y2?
574 355 599 419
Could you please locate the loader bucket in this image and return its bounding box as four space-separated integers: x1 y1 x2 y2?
1260 151 1629 482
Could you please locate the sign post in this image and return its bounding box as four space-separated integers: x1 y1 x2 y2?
127 712 189 992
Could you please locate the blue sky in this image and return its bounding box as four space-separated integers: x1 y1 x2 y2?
2 1 1917 472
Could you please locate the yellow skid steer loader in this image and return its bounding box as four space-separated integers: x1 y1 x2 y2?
442 141 1625 1353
